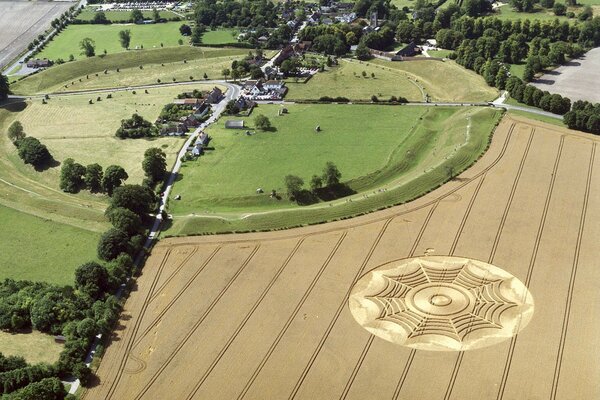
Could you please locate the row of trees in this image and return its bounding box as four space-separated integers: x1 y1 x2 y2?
60 159 128 195
506 76 572 114
7 122 53 170
563 100 600 134
284 162 344 204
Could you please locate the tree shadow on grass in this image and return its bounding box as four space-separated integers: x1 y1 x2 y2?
315 183 356 201
33 157 60 172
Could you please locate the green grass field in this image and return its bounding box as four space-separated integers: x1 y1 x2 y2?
369 59 498 102
76 9 180 22
11 47 247 95
0 205 99 284
201 29 240 44
37 22 186 62
0 331 63 365
164 104 503 235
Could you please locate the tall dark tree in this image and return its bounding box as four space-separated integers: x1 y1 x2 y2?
16 137 52 168
119 29 132 50
75 262 109 298
284 175 304 199
105 207 142 234
97 228 130 262
59 158 86 193
130 8 144 23
102 165 128 195
84 163 103 192
79 37 96 57
142 147 167 184
110 184 156 216
322 161 342 186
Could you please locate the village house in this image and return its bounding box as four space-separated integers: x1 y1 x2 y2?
205 87 224 104
241 78 287 100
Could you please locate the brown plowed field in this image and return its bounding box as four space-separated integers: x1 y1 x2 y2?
85 115 600 400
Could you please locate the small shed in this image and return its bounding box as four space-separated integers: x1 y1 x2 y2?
54 335 66 344
225 120 245 129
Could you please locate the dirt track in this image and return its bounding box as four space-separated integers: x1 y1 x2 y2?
84 115 600 400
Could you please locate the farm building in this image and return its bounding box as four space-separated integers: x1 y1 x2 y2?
26 58 51 68
225 120 245 129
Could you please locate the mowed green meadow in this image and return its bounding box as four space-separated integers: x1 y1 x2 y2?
37 22 186 61
166 104 503 236
0 205 99 285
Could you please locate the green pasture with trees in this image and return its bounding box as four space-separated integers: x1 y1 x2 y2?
165 104 502 235
36 22 186 61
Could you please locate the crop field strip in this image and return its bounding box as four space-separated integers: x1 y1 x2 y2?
85 116 600 399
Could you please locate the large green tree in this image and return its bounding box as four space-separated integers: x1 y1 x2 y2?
7 121 25 143
16 137 52 168
97 229 130 262
75 261 110 297
119 29 132 50
142 147 167 184
130 8 144 22
110 184 156 216
102 165 128 195
79 37 96 57
84 163 103 192
59 158 86 193
322 161 342 186
105 207 142 234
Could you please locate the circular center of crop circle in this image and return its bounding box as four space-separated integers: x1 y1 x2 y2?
407 284 471 316
348 256 534 351
429 294 452 306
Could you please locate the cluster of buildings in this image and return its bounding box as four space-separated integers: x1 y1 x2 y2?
241 79 287 101
157 87 223 136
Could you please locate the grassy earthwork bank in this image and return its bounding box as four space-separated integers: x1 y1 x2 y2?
37 22 186 61
163 104 503 236
286 58 498 102
11 46 247 95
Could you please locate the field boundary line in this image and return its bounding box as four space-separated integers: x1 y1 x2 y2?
495 135 565 400
549 142 596 400
132 239 302 400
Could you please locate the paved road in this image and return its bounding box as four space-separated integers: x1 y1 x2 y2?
146 81 239 241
